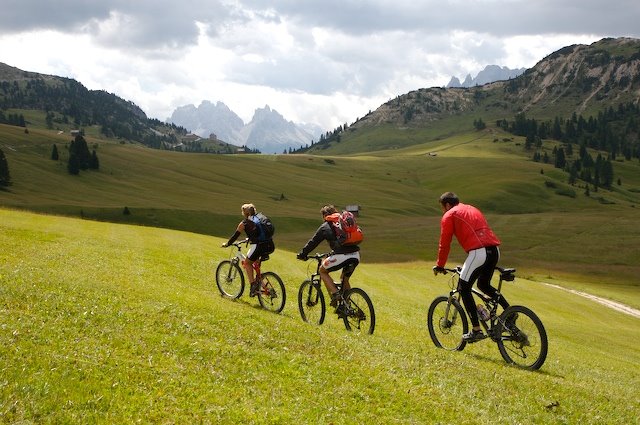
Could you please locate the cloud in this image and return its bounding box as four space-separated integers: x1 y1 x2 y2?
0 0 639 129
0 0 113 33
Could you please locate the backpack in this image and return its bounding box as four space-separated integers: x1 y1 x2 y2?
325 211 363 246
252 212 275 242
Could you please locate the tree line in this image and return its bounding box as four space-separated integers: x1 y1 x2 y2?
290 123 350 153
498 102 640 160
498 102 640 190
0 77 189 150
0 148 10 188
0 111 26 127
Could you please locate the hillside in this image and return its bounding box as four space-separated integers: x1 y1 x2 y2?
1 122 639 294
1 37 639 289
3 37 638 158
1 209 639 423
0 62 192 150
306 37 640 155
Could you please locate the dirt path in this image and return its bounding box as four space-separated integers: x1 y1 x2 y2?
543 282 640 319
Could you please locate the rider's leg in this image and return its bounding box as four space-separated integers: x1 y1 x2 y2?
476 246 509 309
340 259 358 292
459 248 486 332
245 243 261 296
319 265 339 295
459 278 481 330
477 279 509 310
322 253 359 307
321 265 345 310
242 258 256 283
340 271 351 292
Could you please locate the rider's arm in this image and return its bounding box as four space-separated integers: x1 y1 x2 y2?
223 222 245 246
436 213 454 268
299 223 327 257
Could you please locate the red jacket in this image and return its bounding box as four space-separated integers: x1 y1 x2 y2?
437 203 501 267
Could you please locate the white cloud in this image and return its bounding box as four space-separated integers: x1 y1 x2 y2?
0 1 637 130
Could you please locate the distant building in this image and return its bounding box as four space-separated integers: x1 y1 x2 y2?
345 205 361 216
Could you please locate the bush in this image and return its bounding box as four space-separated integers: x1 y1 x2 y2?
555 188 576 198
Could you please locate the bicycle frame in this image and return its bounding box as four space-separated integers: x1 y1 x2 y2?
217 238 286 313
444 266 516 336
430 265 547 369
306 253 344 295
227 238 263 281
298 252 375 334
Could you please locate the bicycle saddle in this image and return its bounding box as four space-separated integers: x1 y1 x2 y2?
499 268 516 281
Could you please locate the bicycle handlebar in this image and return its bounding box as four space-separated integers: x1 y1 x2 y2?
433 265 516 278
310 252 330 260
433 266 461 275
225 238 249 248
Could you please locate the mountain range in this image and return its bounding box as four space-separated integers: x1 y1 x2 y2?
303 37 640 155
447 64 527 88
1 37 639 158
169 67 529 154
168 101 324 154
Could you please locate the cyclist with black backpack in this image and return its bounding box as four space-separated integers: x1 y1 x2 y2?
297 204 361 313
222 203 275 297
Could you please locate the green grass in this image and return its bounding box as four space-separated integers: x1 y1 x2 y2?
1 209 639 423
2 122 640 297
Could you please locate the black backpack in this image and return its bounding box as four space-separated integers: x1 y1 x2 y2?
252 212 275 242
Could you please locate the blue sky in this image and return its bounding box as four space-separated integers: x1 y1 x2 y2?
1 0 638 130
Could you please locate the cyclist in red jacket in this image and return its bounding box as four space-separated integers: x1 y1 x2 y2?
433 192 511 343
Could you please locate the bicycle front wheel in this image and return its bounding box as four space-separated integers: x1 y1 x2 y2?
257 272 286 313
298 279 326 325
496 305 548 370
215 260 244 299
342 288 375 335
427 295 468 351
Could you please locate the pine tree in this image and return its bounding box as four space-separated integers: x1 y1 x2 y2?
89 150 100 170
554 147 566 169
51 144 59 161
67 153 80 175
0 148 11 187
67 135 91 172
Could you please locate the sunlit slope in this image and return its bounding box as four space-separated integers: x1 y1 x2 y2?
1 124 639 282
1 209 639 423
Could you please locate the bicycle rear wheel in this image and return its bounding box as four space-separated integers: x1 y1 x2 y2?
427 296 468 351
297 279 326 325
215 260 244 299
342 288 375 335
496 305 548 370
258 272 286 313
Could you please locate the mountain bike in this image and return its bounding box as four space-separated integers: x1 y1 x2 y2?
428 266 548 370
297 253 375 334
215 239 286 313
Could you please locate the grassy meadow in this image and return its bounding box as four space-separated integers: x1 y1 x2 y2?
1 208 639 423
2 122 639 297
1 121 640 421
